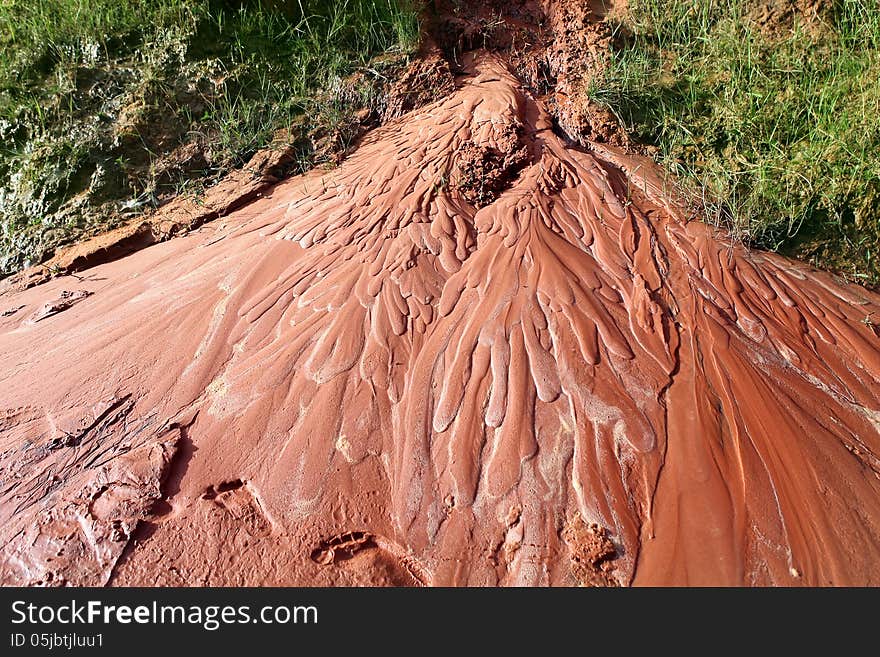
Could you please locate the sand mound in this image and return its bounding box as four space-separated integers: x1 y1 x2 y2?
1 53 879 586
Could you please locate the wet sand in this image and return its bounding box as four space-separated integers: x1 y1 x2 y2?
1 55 878 586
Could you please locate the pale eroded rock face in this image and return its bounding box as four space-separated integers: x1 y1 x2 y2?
1 55 879 587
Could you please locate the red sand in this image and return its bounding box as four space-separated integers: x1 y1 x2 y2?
1 55 879 586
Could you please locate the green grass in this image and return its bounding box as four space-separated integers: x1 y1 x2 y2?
0 0 419 275
590 0 880 285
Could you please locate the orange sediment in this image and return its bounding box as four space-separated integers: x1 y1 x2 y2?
1 55 878 586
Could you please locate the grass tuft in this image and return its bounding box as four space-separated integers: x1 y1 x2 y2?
590 0 880 285
0 0 420 275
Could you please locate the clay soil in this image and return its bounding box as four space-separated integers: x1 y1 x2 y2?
1 0 879 587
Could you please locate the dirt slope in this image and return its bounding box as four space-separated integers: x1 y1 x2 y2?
1 7 879 586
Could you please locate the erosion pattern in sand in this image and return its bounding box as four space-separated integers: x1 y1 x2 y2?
1 55 879 586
